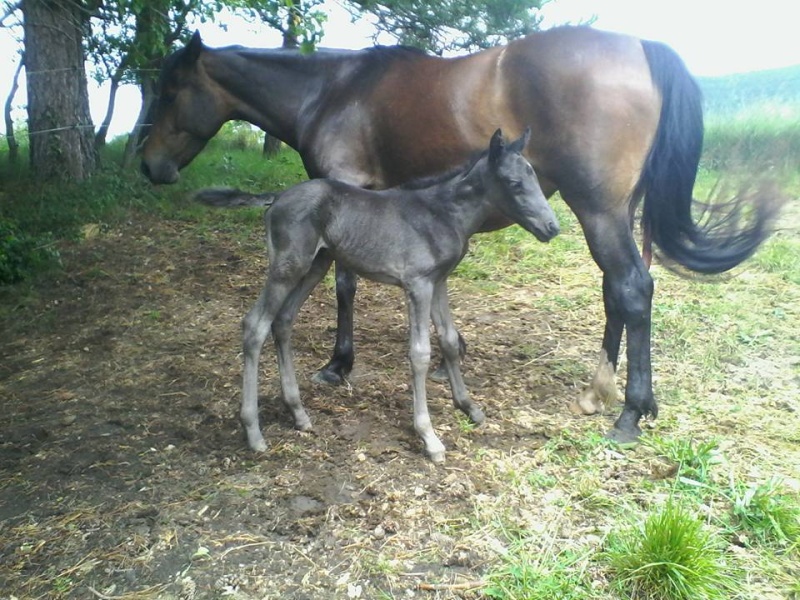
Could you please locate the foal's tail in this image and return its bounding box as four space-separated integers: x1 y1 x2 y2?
638 40 781 274
192 187 277 208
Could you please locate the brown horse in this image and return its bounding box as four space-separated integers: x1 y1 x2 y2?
141 26 776 443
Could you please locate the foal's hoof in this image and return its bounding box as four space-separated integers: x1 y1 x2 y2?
249 438 268 453
427 449 446 464
469 407 486 425
428 363 449 383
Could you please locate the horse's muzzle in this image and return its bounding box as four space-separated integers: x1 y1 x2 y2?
140 159 179 185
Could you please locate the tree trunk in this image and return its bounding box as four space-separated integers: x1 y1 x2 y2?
122 76 157 169
22 0 97 181
4 54 24 166
95 61 127 149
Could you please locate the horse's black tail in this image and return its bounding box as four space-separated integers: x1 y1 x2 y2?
192 187 277 208
639 40 781 274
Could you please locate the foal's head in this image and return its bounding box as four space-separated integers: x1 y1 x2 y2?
485 128 560 242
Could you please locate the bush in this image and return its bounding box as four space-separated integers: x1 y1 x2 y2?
0 216 60 284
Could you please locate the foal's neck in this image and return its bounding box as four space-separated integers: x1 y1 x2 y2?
438 162 497 237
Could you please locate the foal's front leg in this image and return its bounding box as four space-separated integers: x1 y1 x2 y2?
430 281 485 425
406 282 447 463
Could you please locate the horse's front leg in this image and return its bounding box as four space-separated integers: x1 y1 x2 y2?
312 262 356 385
406 282 446 463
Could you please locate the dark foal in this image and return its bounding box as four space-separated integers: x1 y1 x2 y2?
231 129 558 462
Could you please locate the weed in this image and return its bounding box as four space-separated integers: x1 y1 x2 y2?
603 498 735 600
485 545 594 600
731 478 800 547
644 436 722 487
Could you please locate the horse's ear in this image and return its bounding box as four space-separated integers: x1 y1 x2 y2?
509 126 531 153
184 31 204 65
489 128 505 164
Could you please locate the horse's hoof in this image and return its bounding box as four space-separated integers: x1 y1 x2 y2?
311 368 345 386
605 424 642 445
570 389 604 415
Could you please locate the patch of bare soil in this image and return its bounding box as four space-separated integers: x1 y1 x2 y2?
0 214 623 599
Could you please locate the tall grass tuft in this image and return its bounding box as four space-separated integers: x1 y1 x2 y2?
603 498 735 600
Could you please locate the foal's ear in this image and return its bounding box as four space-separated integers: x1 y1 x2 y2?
489 128 505 165
509 126 531 153
184 31 204 65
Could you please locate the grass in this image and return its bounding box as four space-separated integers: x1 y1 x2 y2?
603 498 735 600
730 478 800 548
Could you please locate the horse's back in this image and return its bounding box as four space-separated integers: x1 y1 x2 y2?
364 27 660 211
503 27 660 202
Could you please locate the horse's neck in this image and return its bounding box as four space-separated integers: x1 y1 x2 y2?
204 48 347 148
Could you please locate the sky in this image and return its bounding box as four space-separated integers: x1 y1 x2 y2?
1 0 798 138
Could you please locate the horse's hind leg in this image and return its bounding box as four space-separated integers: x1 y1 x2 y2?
405 281 447 463
312 263 356 385
431 281 484 425
271 252 335 431
574 210 657 442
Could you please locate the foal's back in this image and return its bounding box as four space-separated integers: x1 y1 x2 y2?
266 179 467 286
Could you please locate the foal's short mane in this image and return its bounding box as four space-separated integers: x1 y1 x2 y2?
398 148 488 190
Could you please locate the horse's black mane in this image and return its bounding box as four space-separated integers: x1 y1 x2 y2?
398 148 488 190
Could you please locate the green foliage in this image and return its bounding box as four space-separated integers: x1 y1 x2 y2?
645 436 722 487
699 68 800 171
0 127 306 284
604 499 735 600
698 65 800 116
347 0 547 52
485 547 594 600
731 478 800 547
0 217 60 284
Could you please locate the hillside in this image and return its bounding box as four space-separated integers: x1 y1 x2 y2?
698 64 800 114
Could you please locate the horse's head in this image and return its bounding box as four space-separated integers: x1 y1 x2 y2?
141 32 228 184
486 128 560 242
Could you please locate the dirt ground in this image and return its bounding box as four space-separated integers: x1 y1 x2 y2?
0 211 794 599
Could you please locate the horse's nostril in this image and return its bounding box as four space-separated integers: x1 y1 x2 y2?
140 161 151 180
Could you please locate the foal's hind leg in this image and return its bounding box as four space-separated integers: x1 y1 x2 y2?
429 332 468 383
574 211 657 442
405 281 447 463
430 281 485 425
272 252 335 431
